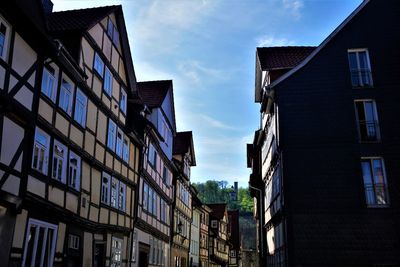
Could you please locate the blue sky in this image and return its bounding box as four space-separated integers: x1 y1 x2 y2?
52 0 362 187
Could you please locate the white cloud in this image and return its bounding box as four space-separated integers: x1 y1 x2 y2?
282 0 304 20
256 36 295 47
198 115 237 130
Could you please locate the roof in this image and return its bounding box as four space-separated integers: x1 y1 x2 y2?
47 5 119 32
208 203 227 220
173 131 196 165
257 46 316 70
268 0 370 89
137 80 172 108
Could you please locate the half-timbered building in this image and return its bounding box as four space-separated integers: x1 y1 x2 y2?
208 204 229 267
1 1 142 266
171 131 196 267
135 80 176 267
199 202 211 267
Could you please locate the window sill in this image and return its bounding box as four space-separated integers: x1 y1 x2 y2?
366 204 390 208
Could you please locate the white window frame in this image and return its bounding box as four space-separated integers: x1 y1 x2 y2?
68 234 80 250
52 139 67 183
0 15 11 61
348 48 373 87
354 100 380 142
94 53 104 77
59 79 74 116
120 87 127 114
68 151 81 191
107 119 117 151
104 67 113 96
211 220 217 228
111 177 119 209
111 236 123 267
116 128 123 158
74 88 87 127
41 65 57 102
32 127 50 175
22 218 58 267
361 157 389 207
101 172 111 205
118 181 126 212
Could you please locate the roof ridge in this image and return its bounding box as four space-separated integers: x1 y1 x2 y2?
51 5 120 14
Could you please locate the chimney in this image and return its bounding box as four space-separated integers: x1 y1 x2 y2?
42 0 54 14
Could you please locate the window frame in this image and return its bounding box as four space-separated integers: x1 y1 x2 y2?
354 99 380 142
115 128 123 158
22 218 58 267
361 157 390 207
74 88 88 127
111 236 123 267
52 139 68 184
107 119 117 151
147 143 157 167
118 181 126 212
122 137 129 163
120 87 127 114
59 78 74 116
347 48 373 87
32 127 50 175
0 15 11 61
111 177 119 209
104 66 113 97
41 65 57 102
101 172 111 205
94 53 104 78
68 151 81 191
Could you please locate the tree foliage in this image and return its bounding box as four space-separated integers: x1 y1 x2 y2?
192 180 253 213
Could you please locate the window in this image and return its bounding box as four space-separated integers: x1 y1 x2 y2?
230 250 236 257
94 53 104 77
22 218 58 267
68 234 80 250
59 79 74 115
116 128 123 157
122 138 129 162
147 143 156 167
111 177 119 208
148 187 154 214
68 151 81 191
211 220 217 228
32 127 50 174
355 100 380 141
361 158 389 206
152 189 157 216
162 165 168 183
111 237 123 267
348 49 373 87
143 182 149 211
118 182 126 211
74 89 87 127
41 66 57 102
107 120 117 151
160 199 167 223
0 16 10 60
52 140 67 183
104 67 112 96
107 18 120 47
120 88 127 114
101 172 111 205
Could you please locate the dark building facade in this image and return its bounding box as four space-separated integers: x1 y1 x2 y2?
248 0 400 266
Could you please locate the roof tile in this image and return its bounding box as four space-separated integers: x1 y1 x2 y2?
257 46 316 70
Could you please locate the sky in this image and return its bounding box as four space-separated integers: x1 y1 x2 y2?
52 0 363 187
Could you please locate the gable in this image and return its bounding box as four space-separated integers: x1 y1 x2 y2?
161 89 176 133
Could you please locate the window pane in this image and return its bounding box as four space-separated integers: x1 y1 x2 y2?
94 53 104 77
104 68 112 96
0 23 6 57
348 52 358 69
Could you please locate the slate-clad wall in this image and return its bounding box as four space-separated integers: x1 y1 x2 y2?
274 0 400 265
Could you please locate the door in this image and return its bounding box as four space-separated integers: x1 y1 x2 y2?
94 242 105 267
138 242 150 267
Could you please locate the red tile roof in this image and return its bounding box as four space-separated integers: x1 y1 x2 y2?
137 80 172 108
257 46 316 70
47 5 119 32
